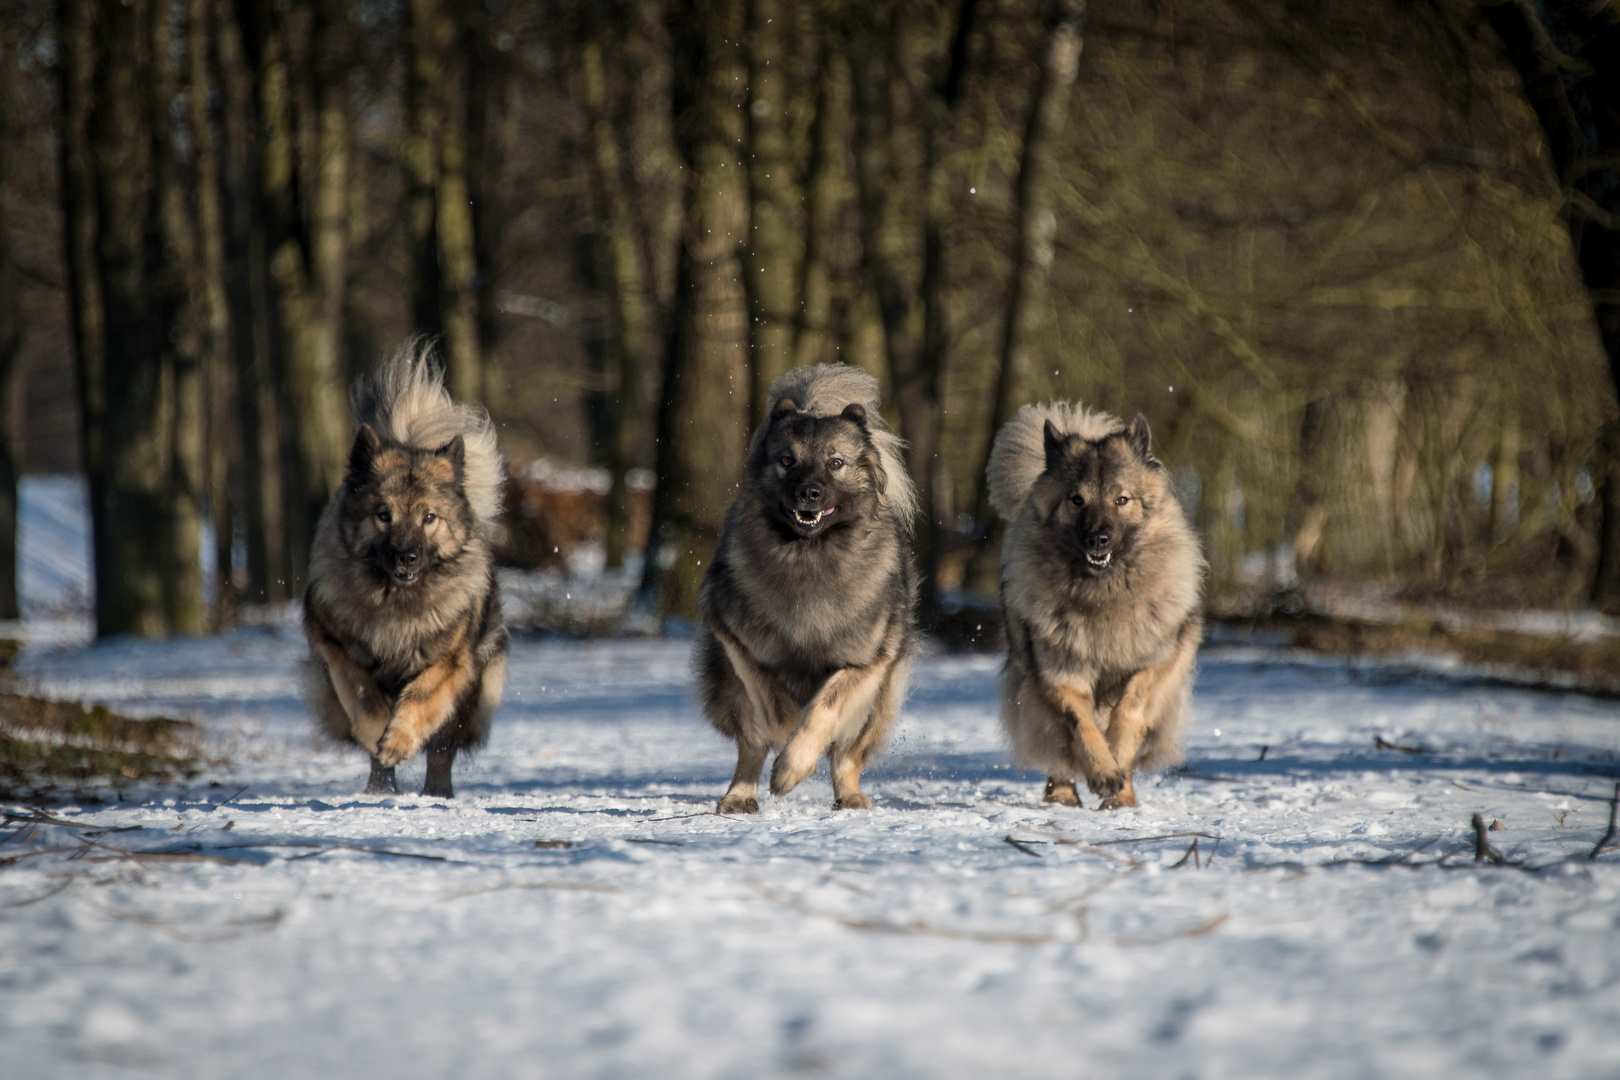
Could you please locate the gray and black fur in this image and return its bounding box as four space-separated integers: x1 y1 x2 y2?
988 402 1204 810
696 365 918 812
302 340 508 798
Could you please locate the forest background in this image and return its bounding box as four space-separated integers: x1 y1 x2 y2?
0 0 1617 641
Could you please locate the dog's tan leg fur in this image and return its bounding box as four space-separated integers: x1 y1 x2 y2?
376 649 475 767
1098 631 1199 810
770 654 891 797
826 658 906 809
1044 777 1081 807
1041 681 1126 797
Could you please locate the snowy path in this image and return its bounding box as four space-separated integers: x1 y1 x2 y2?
2 630 1619 1079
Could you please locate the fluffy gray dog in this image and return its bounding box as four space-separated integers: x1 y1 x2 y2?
302 341 508 798
696 365 918 812
988 402 1204 809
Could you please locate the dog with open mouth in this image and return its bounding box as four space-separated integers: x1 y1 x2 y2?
987 402 1204 809
695 364 918 812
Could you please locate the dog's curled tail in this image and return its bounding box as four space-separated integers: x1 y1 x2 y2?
351 337 503 526
986 401 1123 521
758 364 919 532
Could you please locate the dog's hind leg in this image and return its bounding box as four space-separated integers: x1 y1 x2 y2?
365 756 399 794
423 748 456 798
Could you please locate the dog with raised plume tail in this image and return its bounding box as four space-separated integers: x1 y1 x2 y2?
302 342 508 798
987 403 1204 809
695 364 919 812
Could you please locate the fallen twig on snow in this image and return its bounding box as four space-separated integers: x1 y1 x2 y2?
1375 736 1429 754
1089 831 1221 847
1472 813 1505 864
1003 835 1044 858
1169 838 1201 869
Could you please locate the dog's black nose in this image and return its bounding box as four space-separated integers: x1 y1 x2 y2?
797 483 822 503
1084 531 1110 553
399 549 420 567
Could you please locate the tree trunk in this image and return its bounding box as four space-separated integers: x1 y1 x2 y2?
240 0 353 595
0 12 24 621
219 0 290 604
1484 3 1620 611
150 0 206 634
645 0 752 619
743 0 802 424
792 18 851 372
189 0 239 627
577 20 657 572
963 0 1084 595
852 0 979 625
407 0 483 405
60 0 197 637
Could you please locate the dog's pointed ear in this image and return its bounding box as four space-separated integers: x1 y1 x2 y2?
435 434 466 473
770 397 799 421
348 425 383 478
1126 412 1157 465
840 402 868 430
1043 419 1071 472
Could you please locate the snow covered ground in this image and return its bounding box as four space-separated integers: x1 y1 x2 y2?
2 623 1619 1079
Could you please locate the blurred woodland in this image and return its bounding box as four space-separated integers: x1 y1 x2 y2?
0 0 1617 639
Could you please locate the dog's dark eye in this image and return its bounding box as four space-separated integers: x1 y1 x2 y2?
1070 494 1084 507
376 509 392 524
1115 495 1130 507
423 511 437 525
828 457 844 471
779 455 794 468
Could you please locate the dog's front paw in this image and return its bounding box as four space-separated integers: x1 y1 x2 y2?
832 793 871 810
769 742 818 795
716 792 760 814
374 728 417 768
1097 790 1138 810
1084 765 1126 799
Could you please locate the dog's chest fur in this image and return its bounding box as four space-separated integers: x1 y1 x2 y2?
1004 504 1200 682
705 491 908 699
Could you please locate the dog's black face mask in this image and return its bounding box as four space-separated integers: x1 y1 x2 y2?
1039 414 1158 577
754 401 884 540
342 425 472 588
